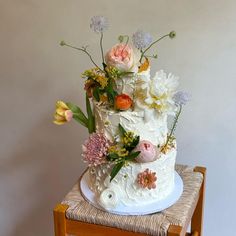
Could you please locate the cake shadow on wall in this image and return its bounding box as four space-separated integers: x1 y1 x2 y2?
1 113 85 236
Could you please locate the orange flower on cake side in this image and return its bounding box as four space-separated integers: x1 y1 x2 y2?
115 94 133 110
137 168 157 190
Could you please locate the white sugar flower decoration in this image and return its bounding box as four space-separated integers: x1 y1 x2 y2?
99 187 121 209
90 16 109 33
132 30 153 49
173 91 191 106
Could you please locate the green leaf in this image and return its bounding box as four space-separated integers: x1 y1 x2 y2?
66 102 88 127
93 87 100 102
105 79 117 103
118 123 126 137
86 94 95 133
72 114 88 128
106 152 119 161
110 161 124 182
125 151 140 161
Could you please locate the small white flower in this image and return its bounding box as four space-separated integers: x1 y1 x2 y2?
99 187 121 209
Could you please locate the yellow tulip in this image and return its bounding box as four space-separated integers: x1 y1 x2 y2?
53 101 73 125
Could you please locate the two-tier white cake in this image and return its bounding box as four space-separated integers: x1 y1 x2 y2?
87 68 178 210
54 17 188 214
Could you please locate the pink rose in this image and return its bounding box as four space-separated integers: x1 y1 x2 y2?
105 44 139 72
134 140 159 163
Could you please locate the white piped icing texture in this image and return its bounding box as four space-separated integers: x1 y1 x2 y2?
94 103 168 146
88 148 176 210
89 68 177 211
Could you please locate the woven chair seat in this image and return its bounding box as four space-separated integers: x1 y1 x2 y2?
61 164 203 236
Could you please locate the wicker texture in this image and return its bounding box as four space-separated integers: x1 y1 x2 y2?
62 165 203 236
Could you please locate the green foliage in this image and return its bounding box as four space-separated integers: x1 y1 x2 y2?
124 151 140 161
86 94 95 134
118 123 126 137
109 151 141 181
66 102 88 128
110 161 124 181
92 87 100 102
108 123 141 181
105 79 117 103
106 152 119 161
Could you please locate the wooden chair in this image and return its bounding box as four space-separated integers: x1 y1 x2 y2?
54 166 206 236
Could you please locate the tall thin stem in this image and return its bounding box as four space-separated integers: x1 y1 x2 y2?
164 105 182 148
140 34 169 63
100 32 105 65
62 43 102 71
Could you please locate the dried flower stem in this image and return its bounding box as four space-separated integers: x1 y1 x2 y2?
140 33 169 62
62 42 102 71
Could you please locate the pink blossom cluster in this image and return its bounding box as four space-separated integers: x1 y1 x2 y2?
82 132 111 166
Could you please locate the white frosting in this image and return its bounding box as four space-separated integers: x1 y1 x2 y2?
88 148 176 210
94 104 167 146
88 68 178 211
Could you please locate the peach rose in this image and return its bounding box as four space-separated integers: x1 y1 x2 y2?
105 44 139 72
115 94 132 110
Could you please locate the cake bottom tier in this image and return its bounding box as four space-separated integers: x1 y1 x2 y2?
88 148 176 210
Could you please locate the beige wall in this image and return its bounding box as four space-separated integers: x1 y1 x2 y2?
1 0 235 235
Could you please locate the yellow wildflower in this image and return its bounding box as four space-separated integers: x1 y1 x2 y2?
94 76 108 89
82 68 108 89
105 66 120 80
108 145 129 157
53 101 73 125
122 132 135 146
100 94 108 102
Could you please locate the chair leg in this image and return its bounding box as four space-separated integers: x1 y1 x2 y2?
53 204 69 236
191 167 206 236
168 225 183 236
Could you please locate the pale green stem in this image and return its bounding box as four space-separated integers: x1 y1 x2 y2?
100 32 105 65
121 35 129 54
140 34 169 63
164 105 182 148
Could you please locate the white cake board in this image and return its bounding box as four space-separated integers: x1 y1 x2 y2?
80 170 183 216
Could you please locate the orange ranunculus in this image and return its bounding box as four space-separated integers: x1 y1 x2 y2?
115 94 132 110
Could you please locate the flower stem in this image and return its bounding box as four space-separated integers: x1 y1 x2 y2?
62 42 102 71
164 105 182 148
140 33 169 63
100 32 105 66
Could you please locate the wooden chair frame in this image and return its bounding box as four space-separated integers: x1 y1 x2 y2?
54 166 206 236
